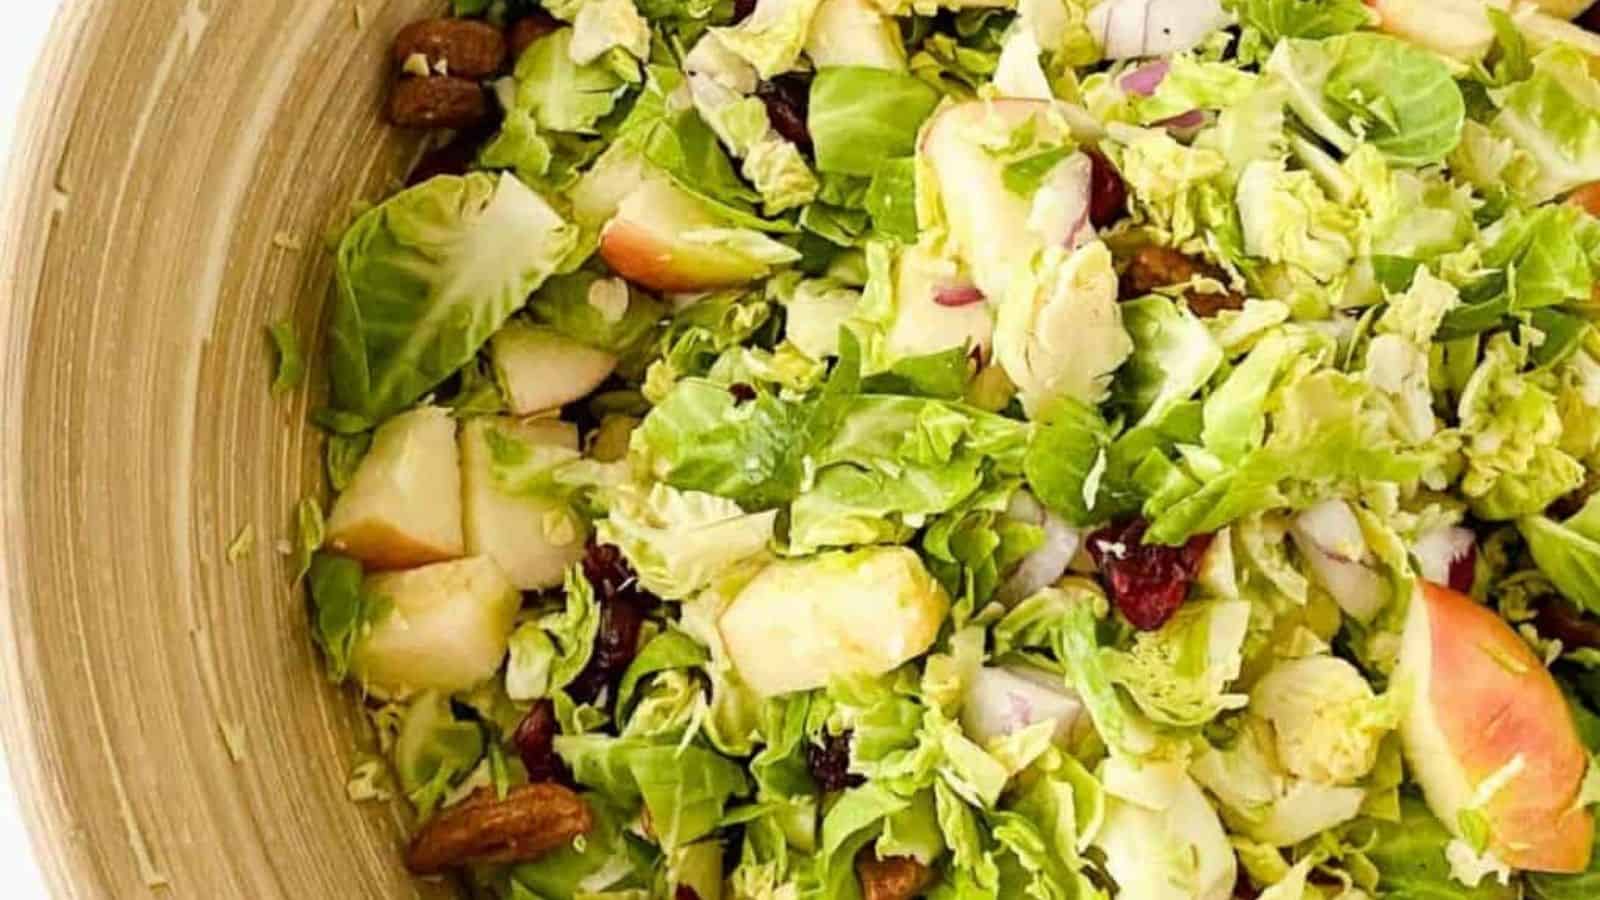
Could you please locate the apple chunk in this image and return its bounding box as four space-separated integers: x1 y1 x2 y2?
491 321 618 417
325 406 464 570
351 556 521 698
599 176 798 293
1395 581 1594 873
460 416 588 591
718 547 950 697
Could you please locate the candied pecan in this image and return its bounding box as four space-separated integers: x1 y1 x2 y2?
389 77 491 130
806 730 864 793
394 18 507 79
508 12 562 61
856 852 936 900
405 783 592 875
1120 245 1244 317
1087 518 1213 631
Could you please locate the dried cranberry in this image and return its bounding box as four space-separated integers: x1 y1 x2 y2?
1446 542 1477 595
512 699 569 783
1086 147 1127 229
1536 600 1600 652
1086 519 1213 631
806 730 864 793
407 126 494 186
757 76 812 150
676 888 704 900
731 0 758 23
568 544 657 704
729 382 757 404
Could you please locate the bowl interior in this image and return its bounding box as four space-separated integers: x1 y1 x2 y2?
0 1 460 896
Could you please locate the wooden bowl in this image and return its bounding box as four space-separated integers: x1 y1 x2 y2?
0 1 457 896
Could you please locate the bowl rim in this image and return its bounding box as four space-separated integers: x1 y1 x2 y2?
2 2 148 896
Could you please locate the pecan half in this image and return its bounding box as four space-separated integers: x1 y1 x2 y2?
393 18 508 80
857 852 936 900
508 13 562 62
389 77 491 130
1121 245 1245 317
405 783 592 875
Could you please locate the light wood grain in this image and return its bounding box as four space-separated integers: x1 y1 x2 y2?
0 1 462 896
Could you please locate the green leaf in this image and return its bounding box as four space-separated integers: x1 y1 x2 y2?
1491 45 1600 203
809 67 942 177
1115 295 1224 433
860 346 972 400
1233 0 1370 42
307 552 367 682
1268 33 1464 166
325 432 371 493
1001 146 1075 197
1368 795 1520 899
395 691 485 818
266 319 304 394
864 158 919 244
330 173 577 424
1520 509 1600 616
1025 400 1140 528
291 496 324 583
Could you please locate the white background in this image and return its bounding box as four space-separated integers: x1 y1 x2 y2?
2 2 71 897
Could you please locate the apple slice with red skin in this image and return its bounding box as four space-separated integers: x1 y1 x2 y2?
1366 0 1600 61
1396 581 1594 873
599 176 795 293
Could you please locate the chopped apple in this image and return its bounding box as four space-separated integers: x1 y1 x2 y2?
718 547 950 697
961 665 1086 747
1395 581 1594 873
599 176 799 293
570 144 649 230
460 416 587 591
885 242 995 360
351 556 522 698
920 100 1087 301
491 321 618 416
1530 0 1591 17
325 406 464 570
1571 182 1600 217
805 0 906 70
1368 0 1600 61
1290 500 1389 623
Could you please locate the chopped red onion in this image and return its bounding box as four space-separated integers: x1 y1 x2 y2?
934 284 985 307
1120 59 1171 96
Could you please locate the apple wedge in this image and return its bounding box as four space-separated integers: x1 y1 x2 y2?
351 555 521 698
599 176 799 293
1395 581 1594 873
1367 0 1600 62
491 321 618 416
460 416 588 591
718 547 950 697
325 406 464 570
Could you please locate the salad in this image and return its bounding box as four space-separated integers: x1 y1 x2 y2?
289 0 1600 896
